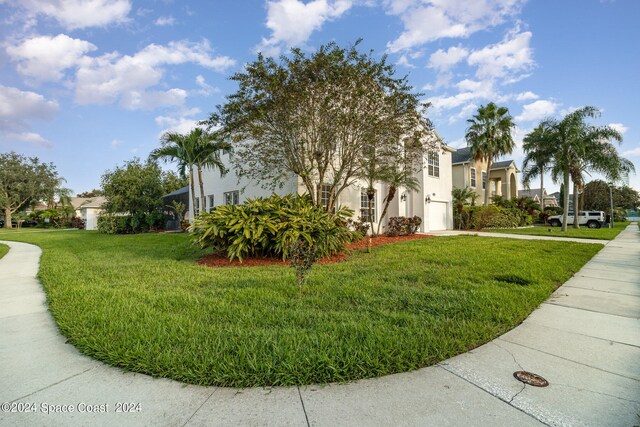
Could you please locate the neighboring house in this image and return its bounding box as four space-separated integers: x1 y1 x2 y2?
451 146 519 202
70 197 106 231
518 188 559 208
192 140 456 233
162 186 190 230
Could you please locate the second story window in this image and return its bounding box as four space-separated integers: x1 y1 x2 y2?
470 167 476 187
427 151 440 177
481 171 487 190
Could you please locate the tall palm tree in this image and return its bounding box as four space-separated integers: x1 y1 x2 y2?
150 130 198 217
546 106 631 230
465 103 516 206
193 130 232 212
522 123 554 210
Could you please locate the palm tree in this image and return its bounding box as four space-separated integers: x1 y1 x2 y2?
522 123 554 210
465 103 516 206
451 187 475 229
150 130 198 217
193 130 232 212
545 106 631 230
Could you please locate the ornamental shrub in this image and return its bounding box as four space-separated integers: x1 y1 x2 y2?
190 194 359 262
386 216 422 236
460 206 520 229
97 212 165 234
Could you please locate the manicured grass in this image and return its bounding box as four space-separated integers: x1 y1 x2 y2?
0 243 8 260
1 231 601 387
488 224 626 240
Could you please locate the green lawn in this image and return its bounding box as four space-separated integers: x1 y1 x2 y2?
488 224 627 240
0 243 8 260
0 231 601 387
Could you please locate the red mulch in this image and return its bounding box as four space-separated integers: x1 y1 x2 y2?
197 234 434 268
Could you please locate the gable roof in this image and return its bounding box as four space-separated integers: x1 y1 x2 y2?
451 146 472 164
491 160 516 169
71 196 106 209
452 146 517 171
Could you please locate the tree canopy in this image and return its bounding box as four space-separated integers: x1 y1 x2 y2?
210 41 433 211
0 152 61 228
583 180 640 211
101 158 165 216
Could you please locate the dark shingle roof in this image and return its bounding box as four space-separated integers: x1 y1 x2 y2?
163 185 189 198
491 160 515 169
452 147 516 170
451 146 472 164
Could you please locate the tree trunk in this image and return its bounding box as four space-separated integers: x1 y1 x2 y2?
367 187 375 239
540 173 544 210
573 182 580 229
197 166 206 213
376 186 396 236
561 171 570 232
484 159 492 206
3 208 11 229
189 166 197 220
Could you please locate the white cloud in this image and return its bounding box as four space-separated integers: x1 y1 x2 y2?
622 147 640 157
256 0 353 55
428 45 469 72
6 34 97 83
515 99 558 123
467 29 534 80
111 139 124 147
396 54 415 68
74 40 235 109
154 16 175 26
385 0 526 52
194 75 218 96
516 91 538 101
0 85 58 146
609 123 628 136
18 0 131 30
4 132 51 147
155 109 203 137
428 78 496 111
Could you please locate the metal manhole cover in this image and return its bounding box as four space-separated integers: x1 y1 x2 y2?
513 371 548 387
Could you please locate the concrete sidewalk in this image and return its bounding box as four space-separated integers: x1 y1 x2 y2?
1 226 638 426
427 229 610 245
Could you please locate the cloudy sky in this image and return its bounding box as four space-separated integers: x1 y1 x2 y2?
1 0 638 194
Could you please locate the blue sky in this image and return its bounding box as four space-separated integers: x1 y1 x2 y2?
1 0 639 194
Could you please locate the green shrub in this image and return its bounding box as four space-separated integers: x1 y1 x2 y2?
190 194 359 262
97 212 165 234
386 216 422 236
460 205 520 230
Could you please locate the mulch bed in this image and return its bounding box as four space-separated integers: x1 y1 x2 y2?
197 233 434 268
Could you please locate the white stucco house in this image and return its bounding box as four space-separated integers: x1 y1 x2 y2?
70 197 106 231
191 141 455 233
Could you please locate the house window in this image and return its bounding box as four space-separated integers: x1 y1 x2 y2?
224 190 239 205
470 167 476 187
360 190 377 222
427 151 440 177
481 171 487 190
208 195 215 212
195 197 200 213
320 184 335 212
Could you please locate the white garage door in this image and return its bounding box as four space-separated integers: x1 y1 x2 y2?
427 201 448 231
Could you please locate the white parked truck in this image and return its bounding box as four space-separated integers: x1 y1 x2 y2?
547 211 606 228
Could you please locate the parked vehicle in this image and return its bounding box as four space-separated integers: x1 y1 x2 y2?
547 211 605 228
0 219 37 228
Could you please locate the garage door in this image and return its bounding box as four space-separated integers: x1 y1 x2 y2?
427 201 448 231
